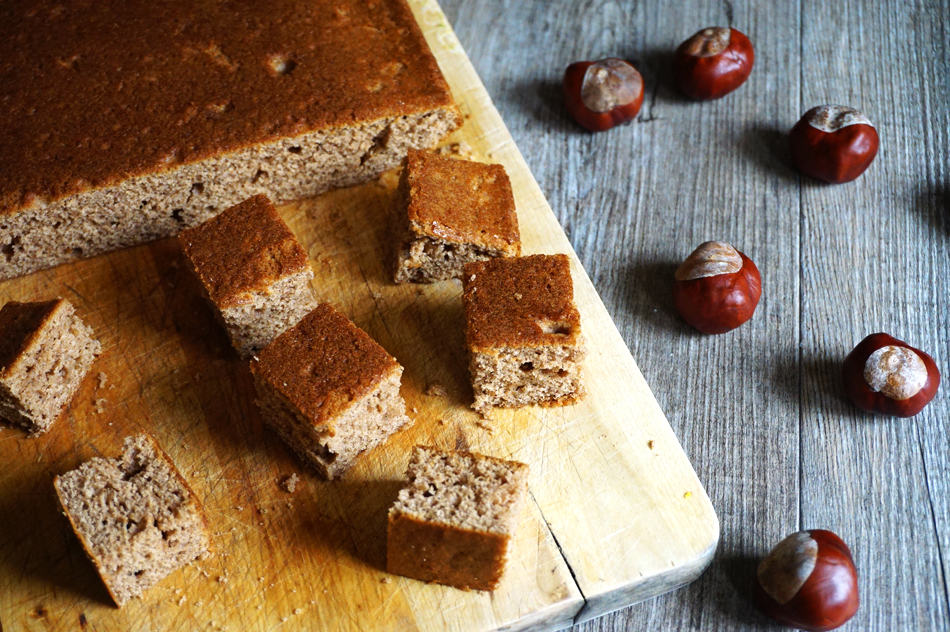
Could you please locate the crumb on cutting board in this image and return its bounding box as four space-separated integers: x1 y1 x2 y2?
279 473 299 493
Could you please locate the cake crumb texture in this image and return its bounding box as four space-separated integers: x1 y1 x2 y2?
0 0 460 280
387 445 528 591
0 298 101 434
251 303 411 479
180 195 318 357
53 434 211 606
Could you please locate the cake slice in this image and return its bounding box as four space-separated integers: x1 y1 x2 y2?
250 303 410 480
394 150 520 283
0 0 460 281
462 254 585 412
387 445 529 591
179 194 318 358
53 434 211 607
0 298 101 435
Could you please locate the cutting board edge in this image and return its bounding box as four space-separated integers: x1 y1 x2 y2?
572 535 719 625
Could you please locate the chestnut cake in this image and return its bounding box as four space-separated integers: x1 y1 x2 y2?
394 150 521 283
179 194 317 358
0 298 101 435
387 445 529 591
250 303 410 480
0 0 460 280
462 254 585 412
53 434 211 606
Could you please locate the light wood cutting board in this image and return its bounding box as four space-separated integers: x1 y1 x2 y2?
0 1 719 630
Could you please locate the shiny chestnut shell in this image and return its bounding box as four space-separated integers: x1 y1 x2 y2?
672 242 761 334
790 106 879 183
755 530 859 632
673 27 754 100
563 58 644 132
842 333 940 417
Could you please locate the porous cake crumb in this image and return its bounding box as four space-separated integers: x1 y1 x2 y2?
180 195 318 358
387 446 528 591
0 298 101 435
53 435 211 606
250 303 411 480
462 254 585 412
394 150 520 283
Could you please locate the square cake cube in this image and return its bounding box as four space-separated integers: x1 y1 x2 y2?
250 303 410 480
179 194 318 358
0 298 101 435
394 150 521 283
386 445 529 591
53 434 211 606
462 254 584 412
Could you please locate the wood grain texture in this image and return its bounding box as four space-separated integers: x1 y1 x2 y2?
0 1 719 630
438 0 950 630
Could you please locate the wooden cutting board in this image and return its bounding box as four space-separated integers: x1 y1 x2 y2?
0 1 718 630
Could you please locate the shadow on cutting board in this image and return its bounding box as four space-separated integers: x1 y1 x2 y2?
296 477 404 573
0 476 112 606
621 260 696 336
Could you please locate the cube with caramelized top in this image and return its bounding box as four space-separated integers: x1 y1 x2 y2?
462 254 584 412
394 150 521 283
179 194 318 358
0 298 101 435
250 303 410 480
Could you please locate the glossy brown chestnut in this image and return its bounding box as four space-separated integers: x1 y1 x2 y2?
672 241 761 334
673 27 754 100
563 58 644 131
842 332 940 417
756 530 859 632
790 105 880 183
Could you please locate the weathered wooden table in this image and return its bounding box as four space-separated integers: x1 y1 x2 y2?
438 0 950 630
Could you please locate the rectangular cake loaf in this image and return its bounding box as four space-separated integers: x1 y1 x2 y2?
0 0 460 280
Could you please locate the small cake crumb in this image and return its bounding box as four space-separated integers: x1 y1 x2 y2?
683 491 692 499
411 406 418 414
97 372 108 389
380 576 392 584
425 382 448 398
94 398 108 413
513 292 522 301
279 473 299 494
293 608 303 615
647 440 655 449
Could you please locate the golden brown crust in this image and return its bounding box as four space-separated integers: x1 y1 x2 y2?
463 254 581 350
0 0 457 215
179 195 309 307
250 303 400 430
404 150 520 252
386 512 509 591
0 299 62 375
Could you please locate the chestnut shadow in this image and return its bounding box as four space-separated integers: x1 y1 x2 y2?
296 478 405 572
506 76 584 135
770 350 853 418
621 260 697 336
0 482 112 606
713 553 786 628
739 123 800 185
913 181 950 238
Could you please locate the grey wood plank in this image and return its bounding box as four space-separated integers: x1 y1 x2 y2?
797 0 950 630
440 0 950 630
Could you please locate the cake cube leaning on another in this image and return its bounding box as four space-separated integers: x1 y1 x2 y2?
250 303 411 480
462 254 585 412
0 298 101 435
0 0 460 281
387 445 529 591
179 194 318 358
394 150 521 283
53 434 211 607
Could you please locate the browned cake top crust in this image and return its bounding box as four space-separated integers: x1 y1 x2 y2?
463 254 581 350
179 195 309 307
405 150 520 252
0 299 61 373
0 0 456 215
250 303 400 429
